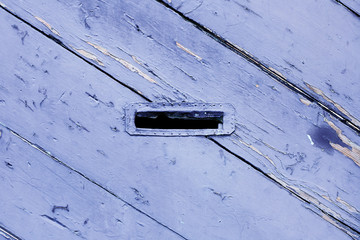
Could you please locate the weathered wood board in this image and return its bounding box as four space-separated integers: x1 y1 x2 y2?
0 13 354 239
340 0 360 14
0 127 183 240
162 0 360 128
0 0 360 239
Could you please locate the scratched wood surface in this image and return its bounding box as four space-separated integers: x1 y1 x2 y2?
162 0 360 128
0 15 352 239
0 13 353 240
0 127 183 240
0 0 359 239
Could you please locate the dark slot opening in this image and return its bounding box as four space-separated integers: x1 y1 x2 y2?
135 111 224 129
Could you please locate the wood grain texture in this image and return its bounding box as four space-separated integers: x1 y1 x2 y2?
0 127 183 240
161 0 360 128
0 0 359 238
0 9 356 240
0 15 354 239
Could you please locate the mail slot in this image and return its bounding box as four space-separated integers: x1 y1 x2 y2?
125 103 235 136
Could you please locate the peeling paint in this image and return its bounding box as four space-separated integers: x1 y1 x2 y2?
325 118 360 167
300 98 312 106
0 2 7 8
71 46 104 66
307 83 360 127
261 141 288 155
321 214 359 239
269 67 287 80
233 138 275 166
233 43 254 59
336 196 359 213
132 55 142 65
268 174 346 223
267 174 318 204
176 42 202 61
322 194 332 202
87 41 157 83
34 16 60 36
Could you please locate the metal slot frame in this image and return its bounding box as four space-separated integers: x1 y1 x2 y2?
124 103 235 136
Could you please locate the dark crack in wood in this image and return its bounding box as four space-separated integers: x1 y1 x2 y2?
154 0 360 134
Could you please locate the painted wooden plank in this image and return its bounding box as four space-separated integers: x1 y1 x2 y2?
340 0 360 14
0 127 183 240
0 10 356 240
0 225 21 240
160 0 360 127
0 0 358 236
1 0 360 235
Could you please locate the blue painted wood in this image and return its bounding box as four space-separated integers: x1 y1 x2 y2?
341 0 360 14
2 0 359 234
162 0 360 127
0 225 20 240
0 127 182 240
0 0 359 239
0 9 356 240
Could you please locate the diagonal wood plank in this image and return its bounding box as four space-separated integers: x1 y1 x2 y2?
159 0 360 129
0 225 21 240
0 127 185 240
337 0 360 15
0 0 360 237
0 9 356 240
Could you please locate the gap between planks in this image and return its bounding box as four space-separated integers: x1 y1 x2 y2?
0 123 189 240
0 225 22 240
0 5 359 239
0 5 151 103
333 0 360 17
207 137 360 239
154 0 360 134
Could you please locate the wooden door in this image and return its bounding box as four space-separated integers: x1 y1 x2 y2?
0 0 359 239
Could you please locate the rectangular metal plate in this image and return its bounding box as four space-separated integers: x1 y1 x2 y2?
125 103 235 136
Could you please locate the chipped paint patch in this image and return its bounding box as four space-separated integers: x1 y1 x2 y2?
336 196 359 213
34 16 60 36
321 214 359 239
322 195 332 202
176 42 202 61
0 2 7 8
269 67 287 80
233 138 275 166
330 142 360 167
71 47 104 66
325 118 360 167
267 174 319 204
132 55 142 65
233 134 358 237
306 83 360 127
234 138 357 237
268 174 345 220
289 186 321 206
87 41 156 83
233 43 254 58
300 98 312 106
